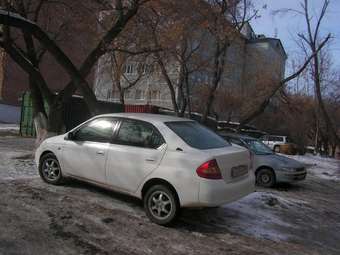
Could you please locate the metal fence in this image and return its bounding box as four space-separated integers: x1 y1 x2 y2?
19 92 125 137
19 92 167 137
20 92 38 137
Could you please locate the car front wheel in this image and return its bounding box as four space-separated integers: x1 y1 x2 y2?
144 184 179 226
39 153 64 185
256 168 276 188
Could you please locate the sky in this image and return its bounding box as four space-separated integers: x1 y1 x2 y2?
251 0 340 70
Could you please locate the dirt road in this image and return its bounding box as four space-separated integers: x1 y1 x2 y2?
0 135 339 255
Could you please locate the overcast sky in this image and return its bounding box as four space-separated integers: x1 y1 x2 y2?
251 0 340 69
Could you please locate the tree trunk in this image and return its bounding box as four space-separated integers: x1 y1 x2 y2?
314 118 319 155
185 72 192 118
313 52 340 147
47 99 65 134
120 89 125 105
29 77 50 148
157 57 179 114
202 41 228 123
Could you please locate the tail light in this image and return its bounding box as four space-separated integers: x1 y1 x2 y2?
196 159 222 179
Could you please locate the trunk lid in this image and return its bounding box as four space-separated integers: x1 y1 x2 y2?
205 145 250 183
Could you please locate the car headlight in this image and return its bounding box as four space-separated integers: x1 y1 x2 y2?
281 167 296 172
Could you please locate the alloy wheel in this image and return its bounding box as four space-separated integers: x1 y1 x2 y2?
42 158 61 182
148 191 173 220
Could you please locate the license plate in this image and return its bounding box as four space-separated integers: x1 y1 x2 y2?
231 165 248 178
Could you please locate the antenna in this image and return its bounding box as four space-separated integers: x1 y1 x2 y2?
274 28 278 38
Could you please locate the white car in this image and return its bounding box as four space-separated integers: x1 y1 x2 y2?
35 113 255 225
261 135 289 152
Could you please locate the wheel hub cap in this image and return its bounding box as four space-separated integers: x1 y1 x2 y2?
149 191 172 220
262 174 270 183
42 159 60 181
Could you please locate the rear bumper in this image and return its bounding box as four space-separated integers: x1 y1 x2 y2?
276 171 307 182
195 173 255 207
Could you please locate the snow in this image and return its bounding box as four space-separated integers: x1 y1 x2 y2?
221 191 303 241
1 136 339 248
0 124 19 131
0 150 37 180
216 154 340 242
285 154 340 181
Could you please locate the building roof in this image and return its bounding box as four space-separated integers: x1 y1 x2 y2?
247 37 288 59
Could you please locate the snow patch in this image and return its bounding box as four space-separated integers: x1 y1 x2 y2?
0 124 19 131
0 150 38 180
220 191 308 241
286 154 340 181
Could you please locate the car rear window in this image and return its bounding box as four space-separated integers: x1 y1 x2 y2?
165 121 230 150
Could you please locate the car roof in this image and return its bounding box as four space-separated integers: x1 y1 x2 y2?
264 135 286 138
96 113 192 124
218 132 257 141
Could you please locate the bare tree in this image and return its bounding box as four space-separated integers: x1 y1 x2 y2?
140 0 207 116
238 4 331 129
0 0 148 142
201 0 260 123
269 0 340 148
108 51 150 105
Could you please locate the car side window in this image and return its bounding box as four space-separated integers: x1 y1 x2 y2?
115 119 165 149
73 118 116 143
229 138 245 147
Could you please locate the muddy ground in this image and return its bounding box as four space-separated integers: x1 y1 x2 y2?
0 135 339 255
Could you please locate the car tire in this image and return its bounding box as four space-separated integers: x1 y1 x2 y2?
39 153 64 185
256 168 276 188
274 145 280 153
144 184 179 226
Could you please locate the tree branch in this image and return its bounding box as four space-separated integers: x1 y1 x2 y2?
239 33 331 126
0 10 98 111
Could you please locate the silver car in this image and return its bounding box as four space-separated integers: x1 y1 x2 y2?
219 133 307 187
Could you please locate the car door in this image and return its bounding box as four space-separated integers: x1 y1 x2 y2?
62 117 117 184
106 118 166 193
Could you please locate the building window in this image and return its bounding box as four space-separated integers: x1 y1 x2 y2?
125 90 131 99
135 89 144 100
112 89 120 99
106 89 112 99
124 64 134 74
137 63 153 74
150 90 160 100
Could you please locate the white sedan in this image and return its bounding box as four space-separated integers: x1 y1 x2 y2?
35 113 255 225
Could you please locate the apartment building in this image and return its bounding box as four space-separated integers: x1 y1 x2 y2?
94 22 287 112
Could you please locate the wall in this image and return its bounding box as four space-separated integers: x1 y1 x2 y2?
0 103 21 123
94 54 178 109
1 0 101 106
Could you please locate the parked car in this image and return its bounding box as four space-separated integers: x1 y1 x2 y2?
219 133 307 187
35 113 255 225
261 135 290 152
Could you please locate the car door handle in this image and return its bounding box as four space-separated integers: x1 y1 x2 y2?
96 151 105 155
145 158 156 162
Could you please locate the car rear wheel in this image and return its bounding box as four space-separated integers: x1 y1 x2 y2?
39 153 64 185
144 184 179 226
256 168 276 188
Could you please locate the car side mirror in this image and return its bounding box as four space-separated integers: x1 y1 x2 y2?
66 132 74 140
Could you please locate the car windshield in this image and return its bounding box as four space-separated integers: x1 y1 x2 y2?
165 121 230 150
245 139 273 155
